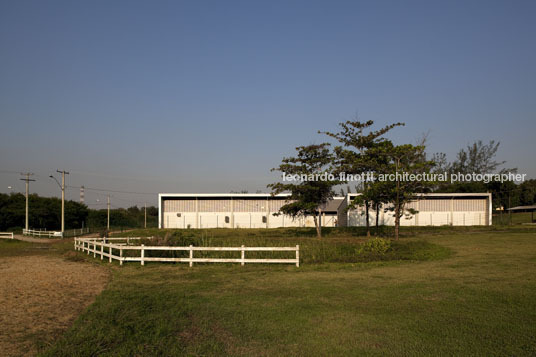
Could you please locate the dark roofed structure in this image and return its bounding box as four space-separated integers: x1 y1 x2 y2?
319 197 344 213
507 205 536 223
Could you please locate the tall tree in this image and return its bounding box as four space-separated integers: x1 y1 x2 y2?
268 143 339 238
450 140 508 174
320 120 404 237
365 140 397 234
381 143 436 240
519 179 536 206
433 140 518 210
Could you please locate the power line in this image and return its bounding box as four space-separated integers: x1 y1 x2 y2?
65 185 156 196
0 170 24 175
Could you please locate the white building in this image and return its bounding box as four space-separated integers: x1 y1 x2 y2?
158 193 343 229
158 192 492 229
338 193 492 227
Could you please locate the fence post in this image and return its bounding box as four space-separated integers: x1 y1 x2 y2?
109 244 112 263
296 245 300 267
189 245 193 267
100 242 104 260
141 244 145 266
120 248 123 266
127 237 130 245
93 240 96 258
241 245 245 266
74 238 77 251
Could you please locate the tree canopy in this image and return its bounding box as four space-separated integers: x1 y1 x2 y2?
268 143 339 238
0 193 158 231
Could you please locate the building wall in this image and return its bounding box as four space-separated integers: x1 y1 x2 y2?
159 193 490 229
347 210 488 226
345 194 491 227
160 196 339 229
162 211 313 229
337 198 348 227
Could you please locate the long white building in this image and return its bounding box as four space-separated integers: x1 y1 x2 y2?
338 193 492 227
158 192 492 229
158 193 343 229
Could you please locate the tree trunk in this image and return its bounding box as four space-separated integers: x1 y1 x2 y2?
394 204 400 240
395 158 401 240
365 200 370 237
375 202 380 236
313 213 321 238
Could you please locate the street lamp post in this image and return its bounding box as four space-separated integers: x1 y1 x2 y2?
50 170 69 236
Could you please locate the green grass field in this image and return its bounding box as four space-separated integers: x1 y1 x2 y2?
493 211 535 225
2 226 536 356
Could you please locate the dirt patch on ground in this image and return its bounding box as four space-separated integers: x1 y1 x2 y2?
0 255 109 356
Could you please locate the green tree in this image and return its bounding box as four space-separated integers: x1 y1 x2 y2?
519 179 536 205
268 143 339 238
381 143 436 240
433 140 518 210
320 120 404 237
0 193 88 231
450 140 510 174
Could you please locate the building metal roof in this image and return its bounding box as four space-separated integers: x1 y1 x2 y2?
507 205 536 211
159 193 345 213
347 192 491 198
159 193 291 198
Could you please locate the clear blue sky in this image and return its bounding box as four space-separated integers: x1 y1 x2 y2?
1 0 535 207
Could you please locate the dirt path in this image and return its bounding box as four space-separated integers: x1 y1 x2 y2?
0 255 109 356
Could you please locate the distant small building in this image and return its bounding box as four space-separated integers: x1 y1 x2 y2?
507 205 536 223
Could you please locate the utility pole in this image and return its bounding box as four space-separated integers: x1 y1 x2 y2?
20 173 35 231
144 202 147 228
107 195 111 230
57 170 69 235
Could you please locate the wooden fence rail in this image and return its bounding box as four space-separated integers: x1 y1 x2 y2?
23 229 60 238
23 228 90 238
0 232 14 239
74 237 299 267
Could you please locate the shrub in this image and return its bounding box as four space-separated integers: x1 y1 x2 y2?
357 238 391 256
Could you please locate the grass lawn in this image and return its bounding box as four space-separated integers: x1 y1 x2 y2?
32 227 535 356
0 239 54 257
493 211 535 225
1 227 533 356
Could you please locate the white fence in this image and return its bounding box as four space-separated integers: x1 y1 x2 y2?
23 227 90 238
63 227 90 237
0 232 14 239
74 237 300 267
23 229 61 238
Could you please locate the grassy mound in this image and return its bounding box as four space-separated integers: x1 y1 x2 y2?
112 230 451 265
